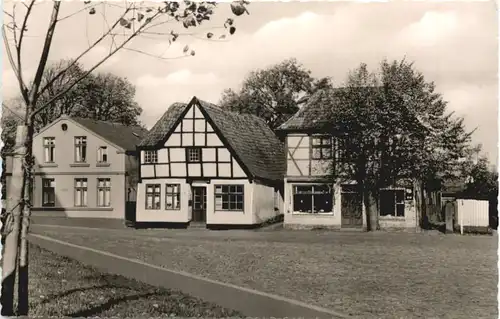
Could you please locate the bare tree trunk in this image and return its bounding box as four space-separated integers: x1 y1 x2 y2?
1 126 28 316
18 121 34 315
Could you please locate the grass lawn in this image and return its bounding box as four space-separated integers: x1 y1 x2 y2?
27 243 242 317
34 228 498 319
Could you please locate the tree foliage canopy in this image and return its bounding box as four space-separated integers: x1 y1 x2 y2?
34 59 143 129
327 59 475 192
219 58 331 129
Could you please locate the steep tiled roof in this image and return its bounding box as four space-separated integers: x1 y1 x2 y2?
279 86 430 133
277 89 340 131
138 103 187 147
139 97 285 181
71 117 148 151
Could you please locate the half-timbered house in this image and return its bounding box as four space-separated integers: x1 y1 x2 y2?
135 96 285 228
277 89 436 231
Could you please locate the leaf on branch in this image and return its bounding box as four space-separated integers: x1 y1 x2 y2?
183 45 189 53
207 32 213 39
89 8 96 15
137 13 144 22
230 2 248 16
219 34 226 39
225 18 234 27
169 2 180 12
190 50 196 56
84 0 91 4
183 15 197 28
146 8 153 13
119 18 129 27
229 26 236 35
198 5 207 13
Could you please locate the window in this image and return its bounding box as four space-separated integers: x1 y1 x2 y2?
380 189 405 217
97 178 111 207
215 185 244 211
293 184 332 213
165 184 181 210
42 178 55 207
74 137 87 162
74 178 88 207
97 146 108 163
43 137 55 163
187 147 202 163
144 150 158 164
311 135 333 160
145 184 161 209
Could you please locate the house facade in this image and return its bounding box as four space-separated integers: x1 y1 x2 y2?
277 90 428 231
5 115 147 219
135 96 285 228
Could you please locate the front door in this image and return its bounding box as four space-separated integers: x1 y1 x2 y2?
341 185 363 228
192 187 207 222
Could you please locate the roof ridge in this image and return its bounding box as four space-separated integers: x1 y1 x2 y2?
197 99 270 128
70 116 147 130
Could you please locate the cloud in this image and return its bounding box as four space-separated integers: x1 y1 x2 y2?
402 11 459 47
136 70 220 87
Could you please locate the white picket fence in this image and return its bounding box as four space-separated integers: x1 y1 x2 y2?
456 199 489 234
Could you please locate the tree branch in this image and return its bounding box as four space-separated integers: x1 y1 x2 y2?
28 1 60 109
57 3 99 22
16 0 36 103
37 3 132 99
2 26 29 103
122 47 188 61
31 9 163 119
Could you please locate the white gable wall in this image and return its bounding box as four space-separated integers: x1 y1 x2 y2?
140 103 246 180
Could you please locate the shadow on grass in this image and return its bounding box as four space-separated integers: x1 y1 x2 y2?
66 292 158 317
36 284 128 306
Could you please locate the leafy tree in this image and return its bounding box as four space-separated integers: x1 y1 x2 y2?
32 59 143 129
324 59 474 230
219 58 330 129
2 1 250 315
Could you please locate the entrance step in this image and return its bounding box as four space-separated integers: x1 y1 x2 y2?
188 222 207 229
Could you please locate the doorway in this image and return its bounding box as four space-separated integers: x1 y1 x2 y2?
192 187 207 222
341 185 363 228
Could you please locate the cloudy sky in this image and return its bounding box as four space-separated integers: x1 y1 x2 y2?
2 1 498 165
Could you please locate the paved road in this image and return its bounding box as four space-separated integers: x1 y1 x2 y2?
30 231 348 319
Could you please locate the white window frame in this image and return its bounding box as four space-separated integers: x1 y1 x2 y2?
42 178 55 207
291 184 334 215
165 184 181 210
74 136 87 163
379 188 405 218
74 178 88 207
145 184 161 210
43 137 55 163
97 178 111 207
214 185 244 211
311 135 333 160
144 150 158 164
97 146 108 163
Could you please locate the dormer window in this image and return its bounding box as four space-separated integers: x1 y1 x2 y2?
43 137 55 163
144 150 158 164
97 146 108 163
74 136 87 163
